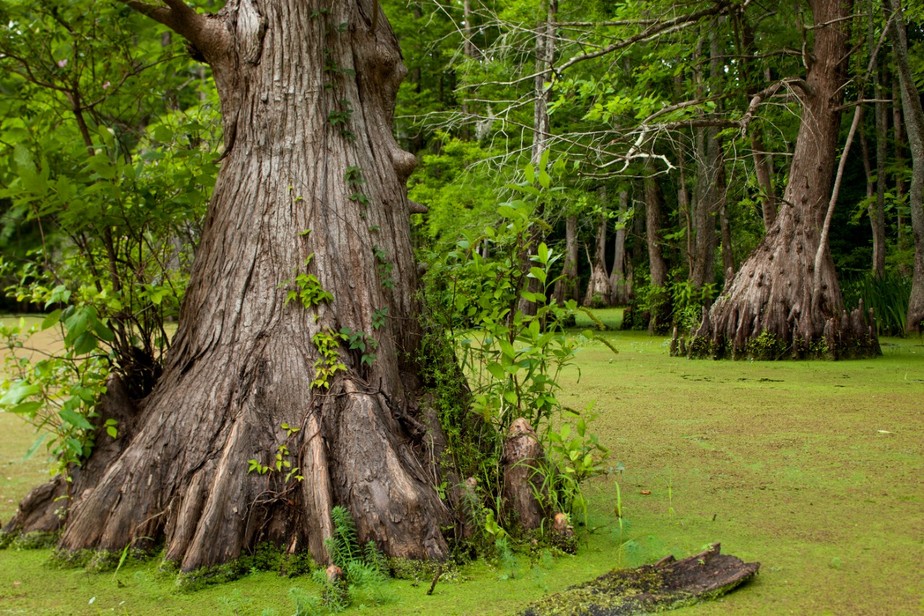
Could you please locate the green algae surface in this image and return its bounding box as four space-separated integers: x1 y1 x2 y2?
1 311 921 614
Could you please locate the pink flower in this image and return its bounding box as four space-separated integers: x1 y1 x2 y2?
57 59 67 68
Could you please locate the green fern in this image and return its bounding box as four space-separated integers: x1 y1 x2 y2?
326 505 360 568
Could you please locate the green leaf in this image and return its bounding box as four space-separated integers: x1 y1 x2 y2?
94 320 115 343
0 381 42 406
486 362 505 380
528 267 547 284
9 401 43 416
41 309 62 330
59 408 93 430
72 332 98 355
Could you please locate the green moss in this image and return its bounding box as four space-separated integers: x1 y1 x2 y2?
0 530 58 550
744 330 788 360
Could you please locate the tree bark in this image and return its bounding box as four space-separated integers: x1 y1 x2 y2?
687 0 880 359
583 214 610 307
6 0 454 570
887 0 924 333
644 167 671 335
739 13 778 229
517 0 557 317
553 215 580 305
872 59 888 279
644 169 668 289
608 189 631 305
520 544 760 616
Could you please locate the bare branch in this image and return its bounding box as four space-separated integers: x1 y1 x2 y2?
739 78 809 137
555 2 736 75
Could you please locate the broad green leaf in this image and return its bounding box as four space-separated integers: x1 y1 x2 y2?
0 381 42 406
41 309 62 330
59 408 93 430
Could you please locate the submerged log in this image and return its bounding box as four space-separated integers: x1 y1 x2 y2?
521 543 759 616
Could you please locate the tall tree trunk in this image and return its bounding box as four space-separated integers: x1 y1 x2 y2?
687 0 879 359
720 193 735 278
893 78 908 262
609 189 631 305
871 45 888 278
738 14 777 229
6 0 454 570
583 214 610 307
690 26 723 290
644 167 671 334
645 171 668 289
887 0 924 332
553 215 580 305
517 0 557 317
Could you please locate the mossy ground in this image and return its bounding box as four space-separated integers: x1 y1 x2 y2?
1 311 922 614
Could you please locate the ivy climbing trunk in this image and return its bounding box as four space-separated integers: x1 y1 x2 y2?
5 0 452 570
685 0 880 359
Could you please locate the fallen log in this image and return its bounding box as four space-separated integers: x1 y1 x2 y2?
521 543 759 616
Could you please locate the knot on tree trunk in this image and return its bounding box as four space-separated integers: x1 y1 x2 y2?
502 417 548 532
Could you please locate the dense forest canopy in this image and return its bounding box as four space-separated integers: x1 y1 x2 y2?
0 0 921 574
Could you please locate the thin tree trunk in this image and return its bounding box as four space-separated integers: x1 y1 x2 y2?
872 42 888 278
691 22 725 290
517 0 557 317
893 78 908 261
688 0 879 359
720 189 734 278
739 17 777 229
7 0 455 570
609 189 631 305
644 166 670 334
583 214 610 306
887 0 924 332
553 215 580 305
645 170 668 289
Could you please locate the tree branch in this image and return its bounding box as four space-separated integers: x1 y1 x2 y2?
118 0 228 58
555 2 735 75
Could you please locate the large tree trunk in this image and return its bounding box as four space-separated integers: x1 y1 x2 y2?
686 0 880 359
888 0 924 332
5 0 453 570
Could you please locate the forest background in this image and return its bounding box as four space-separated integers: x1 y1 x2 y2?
0 0 922 613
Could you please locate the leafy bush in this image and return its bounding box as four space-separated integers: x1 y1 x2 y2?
424 177 609 544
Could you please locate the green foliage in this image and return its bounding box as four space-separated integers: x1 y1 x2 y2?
310 330 347 390
540 409 609 524
372 246 395 289
338 327 378 368
0 0 218 471
0 315 111 477
423 175 608 542
283 256 333 309
670 280 716 335
842 272 911 336
285 506 394 613
745 330 789 360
